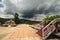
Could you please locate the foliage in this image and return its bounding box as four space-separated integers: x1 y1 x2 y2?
13 13 40 24
0 13 40 25
0 18 10 25
18 19 40 24
13 13 20 24
42 15 60 26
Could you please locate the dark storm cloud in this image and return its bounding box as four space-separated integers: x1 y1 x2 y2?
22 9 35 18
4 0 60 20
37 5 56 14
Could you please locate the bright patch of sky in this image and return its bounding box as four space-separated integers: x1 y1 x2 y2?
10 0 18 4
0 0 6 18
0 14 14 19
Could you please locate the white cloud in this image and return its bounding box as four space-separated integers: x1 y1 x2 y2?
0 14 14 18
10 0 18 4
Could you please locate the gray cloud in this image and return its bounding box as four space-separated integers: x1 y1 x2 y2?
1 0 60 21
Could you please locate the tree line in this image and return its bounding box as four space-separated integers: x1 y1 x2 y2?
42 15 60 26
0 13 40 25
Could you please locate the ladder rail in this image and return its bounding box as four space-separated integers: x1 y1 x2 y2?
42 18 60 40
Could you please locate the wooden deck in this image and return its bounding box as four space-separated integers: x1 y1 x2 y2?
3 24 42 40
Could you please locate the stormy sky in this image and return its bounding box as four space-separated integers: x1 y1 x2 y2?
0 0 60 21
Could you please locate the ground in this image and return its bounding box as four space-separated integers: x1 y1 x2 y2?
0 27 15 40
0 24 60 40
0 24 42 40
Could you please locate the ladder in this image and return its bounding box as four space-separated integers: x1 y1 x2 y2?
42 18 60 40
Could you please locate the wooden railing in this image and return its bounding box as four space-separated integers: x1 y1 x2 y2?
30 18 60 40
42 18 60 40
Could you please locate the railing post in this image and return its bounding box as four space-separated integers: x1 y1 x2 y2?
42 28 45 40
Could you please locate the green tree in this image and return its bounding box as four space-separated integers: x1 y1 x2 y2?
13 13 20 24
42 15 60 26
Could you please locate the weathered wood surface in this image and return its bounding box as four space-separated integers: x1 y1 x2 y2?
3 24 42 40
